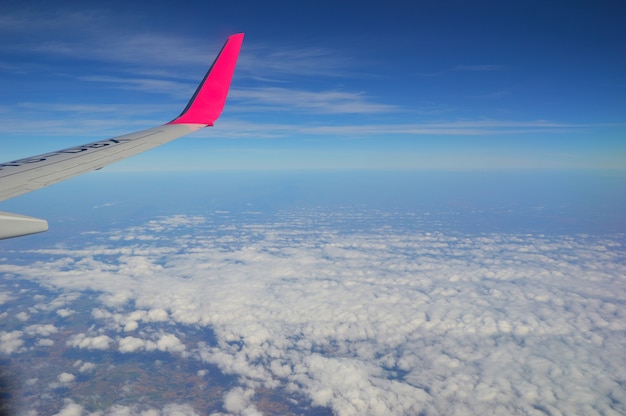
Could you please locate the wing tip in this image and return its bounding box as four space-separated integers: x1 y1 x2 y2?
229 33 245 41
169 33 244 126
0 211 48 240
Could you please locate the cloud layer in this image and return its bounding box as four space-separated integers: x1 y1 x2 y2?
1 212 625 415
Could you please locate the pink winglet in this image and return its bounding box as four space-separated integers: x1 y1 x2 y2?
169 33 244 126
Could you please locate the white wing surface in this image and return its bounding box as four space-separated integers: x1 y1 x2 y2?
0 33 244 239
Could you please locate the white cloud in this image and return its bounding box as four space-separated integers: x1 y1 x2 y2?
455 64 503 72
0 330 24 354
0 10 214 69
32 293 81 313
2 214 626 415
36 338 54 347
146 308 169 322
25 324 58 337
67 334 112 350
16 311 29 321
191 118 589 142
155 334 185 354
52 399 83 416
0 291 13 304
50 399 200 416
118 333 186 354
74 361 96 373
223 387 261 416
78 75 193 100
118 336 146 353
230 87 398 114
57 308 75 317
89 307 170 332
123 321 138 332
58 372 75 384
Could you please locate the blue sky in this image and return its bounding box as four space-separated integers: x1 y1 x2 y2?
0 0 625 171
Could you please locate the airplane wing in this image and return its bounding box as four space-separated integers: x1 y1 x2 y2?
0 33 244 240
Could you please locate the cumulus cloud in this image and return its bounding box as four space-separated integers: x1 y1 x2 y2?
2 213 626 415
0 330 24 354
36 338 54 346
16 311 29 321
118 333 186 354
155 334 186 354
52 400 199 416
67 334 112 350
58 372 75 384
73 360 96 373
52 399 83 416
118 336 146 353
56 308 75 317
25 324 58 337
33 293 81 313
0 291 13 304
223 387 261 415
91 307 170 332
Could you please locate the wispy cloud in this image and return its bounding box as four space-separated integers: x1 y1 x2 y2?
295 119 585 135
240 45 356 79
0 117 164 138
230 87 398 114
0 9 355 83
0 109 591 141
454 64 503 72
209 118 590 139
16 102 173 115
416 64 503 77
78 75 195 99
0 10 213 69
